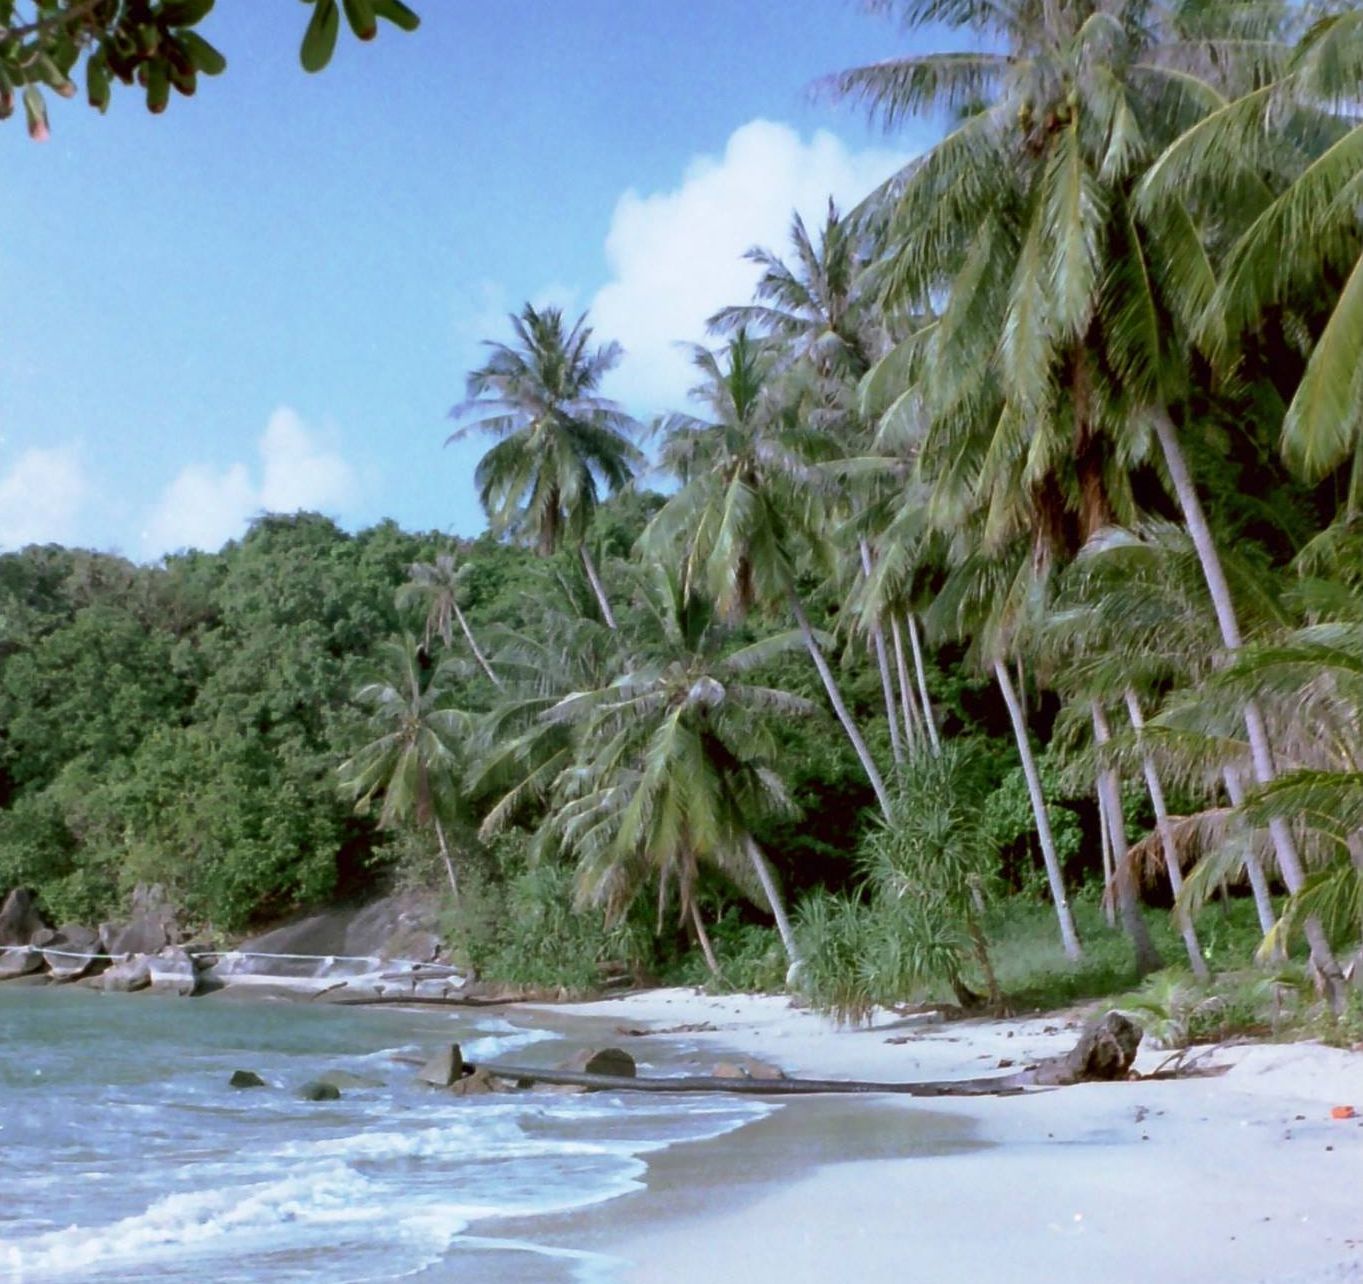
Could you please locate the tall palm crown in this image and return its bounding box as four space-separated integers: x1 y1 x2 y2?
536 564 812 959
844 0 1294 561
645 331 824 618
1138 7 1363 485
710 200 883 382
449 305 643 556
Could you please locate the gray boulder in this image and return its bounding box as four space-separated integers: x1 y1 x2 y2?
100 884 177 958
148 946 197 997
0 889 47 946
229 1070 267 1089
42 924 102 982
99 955 151 993
417 1044 466 1087
0 946 45 979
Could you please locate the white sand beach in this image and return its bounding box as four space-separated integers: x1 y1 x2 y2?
516 989 1363 1284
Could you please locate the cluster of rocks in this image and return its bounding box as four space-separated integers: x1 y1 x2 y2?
0 884 464 1001
0 885 201 995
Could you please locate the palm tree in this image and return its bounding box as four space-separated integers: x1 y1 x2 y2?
644 331 895 819
837 0 1356 990
338 636 470 901
927 541 1084 959
398 549 501 687
534 564 815 973
448 304 643 629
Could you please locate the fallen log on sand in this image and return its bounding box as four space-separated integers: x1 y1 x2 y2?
419 1011 1153 1099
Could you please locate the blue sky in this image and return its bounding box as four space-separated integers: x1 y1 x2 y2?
3 2 938 558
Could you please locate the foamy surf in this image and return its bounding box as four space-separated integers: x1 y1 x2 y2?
0 987 768 1283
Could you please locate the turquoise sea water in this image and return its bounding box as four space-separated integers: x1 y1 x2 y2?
0 987 767 1282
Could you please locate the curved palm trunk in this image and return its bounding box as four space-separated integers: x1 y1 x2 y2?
1221 767 1280 940
906 613 941 752
1124 690 1208 977
1152 409 1342 991
788 593 893 820
1091 703 1164 977
994 659 1082 960
744 836 802 972
579 545 617 630
1099 803 1116 928
690 901 721 977
889 614 924 752
859 541 904 766
433 817 459 905
452 601 502 688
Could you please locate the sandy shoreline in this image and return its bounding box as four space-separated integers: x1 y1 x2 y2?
494 988 1363 1284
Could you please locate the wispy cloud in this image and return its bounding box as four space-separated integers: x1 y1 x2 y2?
142 407 357 556
0 444 90 550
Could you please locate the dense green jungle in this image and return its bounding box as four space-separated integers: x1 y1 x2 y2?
4 0 1363 1036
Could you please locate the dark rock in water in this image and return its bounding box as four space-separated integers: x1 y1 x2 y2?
558 1047 637 1080
711 1057 786 1081
584 1047 636 1078
417 1044 465 1087
229 1070 267 1089
0 889 48 946
99 955 151 993
148 946 197 997
101 884 178 958
298 1080 342 1101
0 946 45 979
42 924 102 982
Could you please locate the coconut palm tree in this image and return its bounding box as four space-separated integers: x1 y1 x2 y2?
398 549 501 687
448 304 643 629
927 539 1084 959
644 331 895 819
338 635 470 901
837 0 1358 990
534 564 815 973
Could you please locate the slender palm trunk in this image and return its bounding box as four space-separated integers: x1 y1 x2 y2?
1091 703 1164 977
1151 409 1341 990
1221 767 1280 939
858 542 904 765
433 817 459 904
994 659 1082 959
690 901 720 977
579 544 617 630
1125 690 1208 977
788 592 893 820
1099 803 1116 928
889 615 924 751
744 836 802 972
907 613 941 752
452 602 502 688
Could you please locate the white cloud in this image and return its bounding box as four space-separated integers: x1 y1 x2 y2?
588 119 910 412
0 444 90 549
143 407 356 556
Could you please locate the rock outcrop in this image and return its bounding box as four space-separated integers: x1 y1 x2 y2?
100 884 178 958
0 889 47 946
41 924 102 982
99 955 152 993
0 946 45 979
147 946 197 997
